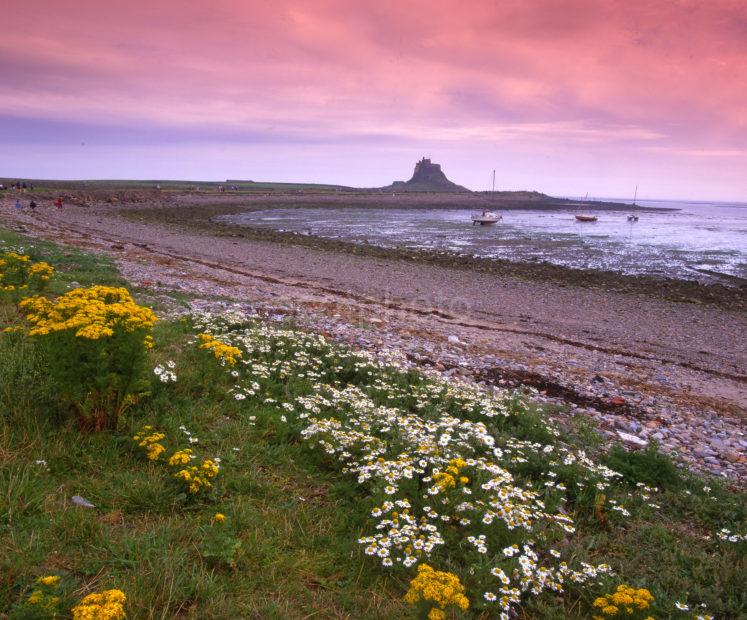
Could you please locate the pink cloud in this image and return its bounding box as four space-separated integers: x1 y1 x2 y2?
1 0 746 198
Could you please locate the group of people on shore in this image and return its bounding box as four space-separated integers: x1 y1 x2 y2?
0 180 34 192
13 197 63 210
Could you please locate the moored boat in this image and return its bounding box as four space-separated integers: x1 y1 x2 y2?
575 214 598 222
472 211 502 225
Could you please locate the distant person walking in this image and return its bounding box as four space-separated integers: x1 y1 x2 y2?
54 196 63 209
29 200 37 210
15 199 22 209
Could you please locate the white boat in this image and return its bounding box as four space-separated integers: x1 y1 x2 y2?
575 214 598 222
472 211 502 225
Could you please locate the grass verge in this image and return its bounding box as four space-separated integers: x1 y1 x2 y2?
1 228 745 619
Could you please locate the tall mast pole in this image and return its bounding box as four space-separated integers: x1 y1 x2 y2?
492 169 496 193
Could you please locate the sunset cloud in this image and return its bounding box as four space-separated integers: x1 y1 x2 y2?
2 0 746 199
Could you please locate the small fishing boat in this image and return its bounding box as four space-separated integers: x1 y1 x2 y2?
575 214 598 222
472 211 502 225
627 214 639 222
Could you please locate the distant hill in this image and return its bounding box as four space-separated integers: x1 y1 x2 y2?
379 158 470 193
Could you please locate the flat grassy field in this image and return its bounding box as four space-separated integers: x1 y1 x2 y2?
0 227 745 619
0 178 352 194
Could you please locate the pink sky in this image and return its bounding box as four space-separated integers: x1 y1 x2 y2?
2 0 746 200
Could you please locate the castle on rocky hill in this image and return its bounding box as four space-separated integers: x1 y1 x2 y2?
383 157 470 192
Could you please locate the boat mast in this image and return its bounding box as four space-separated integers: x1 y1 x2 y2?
633 184 638 206
492 169 496 194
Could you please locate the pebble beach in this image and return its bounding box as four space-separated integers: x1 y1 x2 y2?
2 191 745 485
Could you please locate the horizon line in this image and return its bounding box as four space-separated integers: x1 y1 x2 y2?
2 174 746 205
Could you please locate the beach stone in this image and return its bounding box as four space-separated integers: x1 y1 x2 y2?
447 335 460 344
614 419 629 430
724 451 741 463
617 431 647 449
71 495 96 509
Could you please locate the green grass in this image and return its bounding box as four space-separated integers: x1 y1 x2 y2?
0 228 124 291
0 230 408 619
1 228 745 619
0 177 353 194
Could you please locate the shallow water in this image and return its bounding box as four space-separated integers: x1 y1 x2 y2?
221 199 747 282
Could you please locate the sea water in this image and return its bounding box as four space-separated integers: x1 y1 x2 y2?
221 199 747 283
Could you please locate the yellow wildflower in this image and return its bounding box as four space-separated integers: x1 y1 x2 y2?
405 563 469 617
592 585 654 618
133 427 168 461
213 513 226 524
173 458 220 494
20 286 156 341
27 590 44 605
36 575 61 586
198 333 242 365
146 443 166 461
168 449 193 466
72 588 126 620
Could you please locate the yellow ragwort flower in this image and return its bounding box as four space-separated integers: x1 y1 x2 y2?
198 333 242 365
71 588 126 620
36 575 61 587
20 286 156 341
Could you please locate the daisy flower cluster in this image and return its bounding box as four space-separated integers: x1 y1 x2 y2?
153 361 177 382
183 312 707 617
715 527 747 543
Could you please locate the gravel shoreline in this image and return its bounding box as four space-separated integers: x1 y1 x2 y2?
2 195 745 485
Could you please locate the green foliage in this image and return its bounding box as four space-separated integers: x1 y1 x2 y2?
604 443 684 490
0 331 59 426
199 516 243 569
19 287 157 430
0 251 54 303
